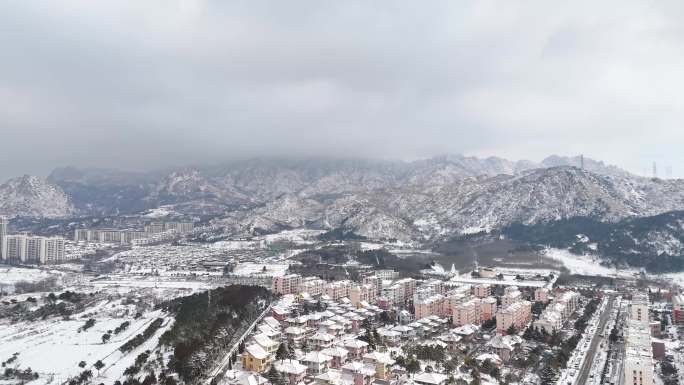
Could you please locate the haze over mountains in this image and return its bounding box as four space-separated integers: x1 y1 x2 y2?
1 154 682 242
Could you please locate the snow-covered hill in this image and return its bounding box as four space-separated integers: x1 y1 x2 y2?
0 175 75 218
27 154 684 242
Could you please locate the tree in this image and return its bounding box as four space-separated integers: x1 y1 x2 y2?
78 361 87 368
406 358 420 375
287 343 295 359
276 343 288 362
94 360 105 375
267 366 281 385
539 367 558 385
506 325 517 336
102 334 111 344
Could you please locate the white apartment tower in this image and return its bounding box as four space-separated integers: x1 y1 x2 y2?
0 215 7 261
624 293 656 385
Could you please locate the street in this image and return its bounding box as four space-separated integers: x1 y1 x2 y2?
574 295 615 385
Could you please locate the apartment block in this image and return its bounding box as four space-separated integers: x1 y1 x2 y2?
496 301 531 335
272 274 303 295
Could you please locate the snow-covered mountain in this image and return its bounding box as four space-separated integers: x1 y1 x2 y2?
0 175 75 218
26 154 683 241
214 166 684 241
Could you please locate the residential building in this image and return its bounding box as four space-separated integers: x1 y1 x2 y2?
0 216 7 261
3 234 67 264
473 284 491 298
274 360 307 385
624 293 656 385
273 274 303 295
496 301 531 335
453 299 482 327
534 288 550 303
242 344 269 373
301 351 333 375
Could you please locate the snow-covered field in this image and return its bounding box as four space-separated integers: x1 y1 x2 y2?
542 248 636 277
0 296 173 385
0 266 65 285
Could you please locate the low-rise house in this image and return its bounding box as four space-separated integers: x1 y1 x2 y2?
413 372 448 385
310 331 336 351
274 359 308 385
242 344 270 373
341 361 376 385
398 310 414 325
488 335 522 362
258 324 281 340
301 351 333 375
343 339 369 360
322 346 350 369
314 369 354 385
285 326 307 348
362 351 395 380
377 328 401 346
391 325 415 340
252 333 279 356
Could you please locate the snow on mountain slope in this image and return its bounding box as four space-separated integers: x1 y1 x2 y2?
0 175 75 218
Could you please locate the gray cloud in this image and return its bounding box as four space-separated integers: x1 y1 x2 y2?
1 0 684 180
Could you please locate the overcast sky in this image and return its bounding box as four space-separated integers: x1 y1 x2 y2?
1 0 684 181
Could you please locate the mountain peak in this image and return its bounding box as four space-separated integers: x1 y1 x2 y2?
0 176 75 218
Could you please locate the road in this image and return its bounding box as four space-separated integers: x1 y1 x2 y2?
575 295 615 385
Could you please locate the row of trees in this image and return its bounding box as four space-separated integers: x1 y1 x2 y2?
120 318 164 353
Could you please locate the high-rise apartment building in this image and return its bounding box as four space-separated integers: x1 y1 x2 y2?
0 215 7 261
3 234 66 264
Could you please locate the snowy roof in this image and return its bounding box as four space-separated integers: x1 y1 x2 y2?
311 331 336 342
314 369 355 385
245 344 269 360
343 339 369 349
341 361 376 376
475 353 502 365
302 351 333 363
262 316 281 329
321 346 349 358
285 326 306 334
258 324 280 336
362 351 395 365
253 333 278 348
453 324 479 335
274 359 307 375
235 373 268 385
392 325 414 332
413 372 448 385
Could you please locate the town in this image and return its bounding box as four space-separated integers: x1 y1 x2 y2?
0 224 677 385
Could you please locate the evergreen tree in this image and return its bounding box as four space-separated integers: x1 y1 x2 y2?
266 366 281 385
276 343 288 362
506 325 517 335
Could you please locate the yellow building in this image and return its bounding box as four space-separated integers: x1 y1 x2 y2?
242 344 270 373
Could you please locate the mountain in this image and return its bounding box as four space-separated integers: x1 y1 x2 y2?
504 211 684 272
540 155 633 178
0 175 75 218
214 166 684 241
34 154 672 239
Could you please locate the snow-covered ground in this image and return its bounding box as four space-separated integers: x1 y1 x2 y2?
0 297 173 385
542 248 637 278
0 266 64 285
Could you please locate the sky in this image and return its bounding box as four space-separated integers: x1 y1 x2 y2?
1 0 684 181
